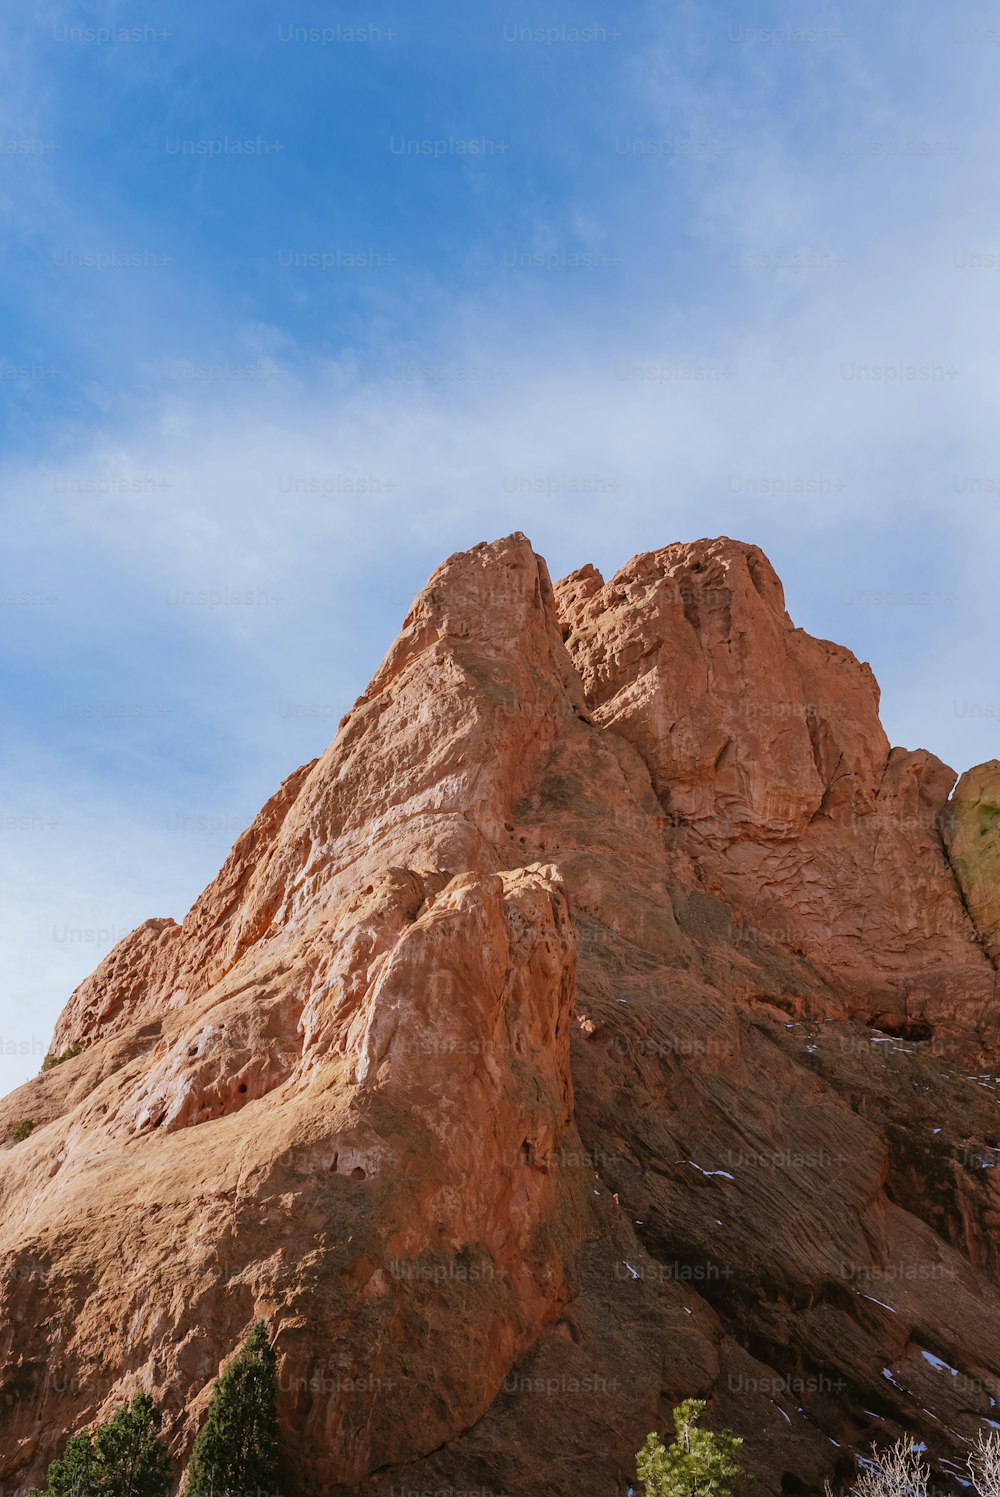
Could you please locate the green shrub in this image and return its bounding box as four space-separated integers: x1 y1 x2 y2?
10 1118 35 1143
42 1044 83 1073
28 1392 171 1496
637 1399 747 1497
186 1320 282 1496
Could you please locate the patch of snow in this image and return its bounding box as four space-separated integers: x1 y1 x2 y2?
676 1159 735 1180
881 1368 907 1391
623 1262 640 1280
861 1294 895 1312
920 1350 960 1376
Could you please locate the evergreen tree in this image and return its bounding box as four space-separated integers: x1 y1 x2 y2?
29 1430 99 1497
186 1321 282 1497
92 1394 172 1496
637 1399 747 1497
28 1393 170 1497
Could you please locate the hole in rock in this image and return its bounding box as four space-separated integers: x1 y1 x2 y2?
552 1315 583 1345
351 1166 366 1181
867 1015 934 1043
237 1083 248 1094
781 1475 810 1495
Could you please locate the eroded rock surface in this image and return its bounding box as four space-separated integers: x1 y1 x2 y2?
945 759 1000 963
557 541 997 1055
2 534 999 1497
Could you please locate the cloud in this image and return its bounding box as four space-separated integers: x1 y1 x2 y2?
2 0 999 1094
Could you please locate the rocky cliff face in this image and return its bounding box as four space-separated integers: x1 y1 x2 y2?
946 760 1000 965
2 534 999 1496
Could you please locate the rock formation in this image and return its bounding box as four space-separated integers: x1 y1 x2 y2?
1 534 998 1496
946 760 1000 965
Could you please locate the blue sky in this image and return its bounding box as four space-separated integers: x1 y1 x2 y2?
2 0 999 1093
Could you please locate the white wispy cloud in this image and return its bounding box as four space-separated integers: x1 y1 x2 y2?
2 0 999 1094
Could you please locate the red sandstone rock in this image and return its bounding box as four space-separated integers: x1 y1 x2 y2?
945 759 1000 963
1 534 998 1496
557 540 997 1053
